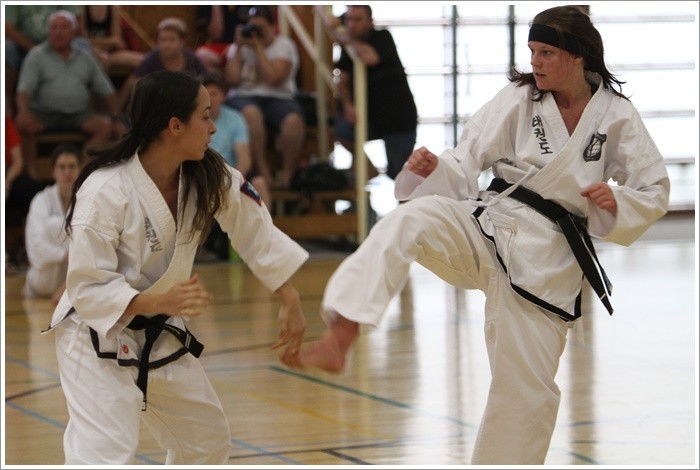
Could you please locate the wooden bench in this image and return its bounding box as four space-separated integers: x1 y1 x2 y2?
270 188 359 239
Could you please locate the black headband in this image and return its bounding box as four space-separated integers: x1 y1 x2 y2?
528 23 581 56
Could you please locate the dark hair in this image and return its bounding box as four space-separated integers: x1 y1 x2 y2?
65 70 232 244
248 6 274 24
50 142 82 168
200 72 227 93
509 5 628 101
346 5 372 19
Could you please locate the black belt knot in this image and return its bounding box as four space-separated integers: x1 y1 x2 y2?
486 178 614 318
88 314 204 411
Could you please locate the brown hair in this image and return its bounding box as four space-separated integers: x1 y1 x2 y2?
509 5 628 101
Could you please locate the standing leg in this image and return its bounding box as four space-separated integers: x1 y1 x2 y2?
141 353 231 465
471 279 569 464
56 322 143 464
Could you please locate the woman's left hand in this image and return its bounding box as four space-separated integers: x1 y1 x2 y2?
271 283 306 363
581 182 617 216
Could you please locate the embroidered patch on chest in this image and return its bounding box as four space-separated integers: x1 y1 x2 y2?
531 115 553 155
583 132 607 162
144 217 163 253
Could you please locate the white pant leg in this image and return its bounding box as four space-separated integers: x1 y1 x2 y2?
471 276 569 464
57 320 231 465
56 320 143 464
140 354 231 465
322 195 494 325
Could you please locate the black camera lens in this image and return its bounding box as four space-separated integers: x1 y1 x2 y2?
241 23 261 38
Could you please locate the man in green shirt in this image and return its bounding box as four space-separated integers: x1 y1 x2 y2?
4 5 84 115
15 10 119 180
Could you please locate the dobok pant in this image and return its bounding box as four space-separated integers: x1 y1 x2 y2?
55 318 231 464
322 195 570 464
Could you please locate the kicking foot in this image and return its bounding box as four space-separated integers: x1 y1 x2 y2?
298 334 347 372
281 314 359 373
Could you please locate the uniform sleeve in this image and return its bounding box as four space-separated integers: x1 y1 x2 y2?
25 191 69 269
395 87 512 201
66 185 140 338
215 168 309 292
588 108 670 245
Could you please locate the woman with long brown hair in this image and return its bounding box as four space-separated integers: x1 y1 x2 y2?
47 69 308 464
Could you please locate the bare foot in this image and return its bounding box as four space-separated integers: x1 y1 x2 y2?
298 334 346 372
282 314 359 373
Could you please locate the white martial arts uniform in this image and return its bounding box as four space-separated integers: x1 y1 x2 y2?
322 72 670 464
23 184 69 298
44 153 309 465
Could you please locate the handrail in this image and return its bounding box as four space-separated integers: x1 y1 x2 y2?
118 8 155 51
278 5 369 243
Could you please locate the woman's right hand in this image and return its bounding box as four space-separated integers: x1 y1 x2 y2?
406 146 438 178
161 273 212 317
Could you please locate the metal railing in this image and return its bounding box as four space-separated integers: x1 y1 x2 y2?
278 5 370 242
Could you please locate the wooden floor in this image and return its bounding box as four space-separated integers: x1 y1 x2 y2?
3 215 697 466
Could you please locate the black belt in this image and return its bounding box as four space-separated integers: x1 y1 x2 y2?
88 313 204 410
485 178 614 318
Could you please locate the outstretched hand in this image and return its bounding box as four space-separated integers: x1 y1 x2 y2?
406 146 438 178
581 183 617 216
271 284 306 365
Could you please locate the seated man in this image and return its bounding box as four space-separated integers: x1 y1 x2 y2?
223 6 305 189
4 4 84 115
14 10 119 180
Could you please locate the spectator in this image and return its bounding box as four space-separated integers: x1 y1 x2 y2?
79 5 144 75
201 72 271 260
195 5 250 74
117 16 207 114
203 73 270 206
23 143 82 305
4 5 84 115
317 5 418 181
224 6 305 189
15 10 119 180
5 110 41 273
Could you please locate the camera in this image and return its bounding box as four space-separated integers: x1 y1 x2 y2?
241 23 262 38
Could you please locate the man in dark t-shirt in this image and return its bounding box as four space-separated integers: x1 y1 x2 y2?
333 5 418 180
117 17 207 114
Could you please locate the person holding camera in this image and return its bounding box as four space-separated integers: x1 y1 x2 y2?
223 6 305 190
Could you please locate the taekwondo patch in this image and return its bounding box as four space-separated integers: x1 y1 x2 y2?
583 132 607 162
240 180 262 206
